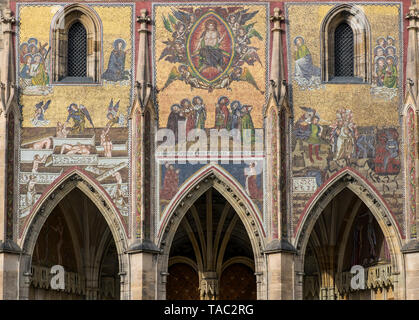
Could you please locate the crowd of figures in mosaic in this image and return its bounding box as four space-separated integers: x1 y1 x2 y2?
291 105 403 231
165 95 256 137
371 35 399 100
19 37 52 95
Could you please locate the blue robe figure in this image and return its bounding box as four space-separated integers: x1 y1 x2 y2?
20 54 33 79
102 39 129 82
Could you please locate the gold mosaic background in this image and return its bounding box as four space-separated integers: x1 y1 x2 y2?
154 4 268 128
288 4 401 126
19 5 133 128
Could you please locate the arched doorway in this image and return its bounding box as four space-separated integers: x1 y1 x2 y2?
19 172 128 300
299 183 402 300
28 188 120 299
165 188 257 300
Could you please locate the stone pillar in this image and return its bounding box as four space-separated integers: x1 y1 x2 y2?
265 239 296 300
0 250 19 299
126 9 159 300
127 241 159 300
0 7 20 300
402 242 419 299
406 6 419 98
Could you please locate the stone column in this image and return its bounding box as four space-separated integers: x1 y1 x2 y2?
127 243 159 300
403 241 419 299
0 7 20 300
126 9 159 300
264 8 296 301
406 6 419 98
265 239 296 300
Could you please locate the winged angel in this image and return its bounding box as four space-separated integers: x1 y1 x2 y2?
159 7 264 94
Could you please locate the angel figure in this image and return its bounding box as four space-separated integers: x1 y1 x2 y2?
217 66 263 94
106 99 125 127
31 99 51 127
161 65 208 91
230 8 260 35
66 103 94 134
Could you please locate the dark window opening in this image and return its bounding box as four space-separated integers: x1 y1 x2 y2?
334 23 354 78
67 22 87 78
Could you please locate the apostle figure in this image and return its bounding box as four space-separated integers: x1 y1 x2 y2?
214 96 230 130
294 36 320 81
102 39 129 82
245 162 262 199
374 57 387 87
20 54 32 79
30 53 49 86
181 99 195 137
19 43 29 64
230 100 242 130
383 56 398 88
160 163 180 200
192 96 206 129
240 105 255 144
166 104 185 143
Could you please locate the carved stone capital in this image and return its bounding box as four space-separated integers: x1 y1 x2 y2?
269 8 284 26
406 7 419 20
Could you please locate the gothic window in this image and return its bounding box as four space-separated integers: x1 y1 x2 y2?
334 23 354 78
321 4 371 83
67 22 87 78
51 4 102 83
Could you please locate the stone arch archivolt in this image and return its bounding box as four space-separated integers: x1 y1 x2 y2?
294 168 404 299
157 164 266 299
18 169 129 299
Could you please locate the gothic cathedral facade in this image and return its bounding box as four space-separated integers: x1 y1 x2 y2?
0 0 418 300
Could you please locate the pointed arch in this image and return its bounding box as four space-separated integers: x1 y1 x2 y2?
156 164 266 299
18 168 129 299
294 168 404 299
